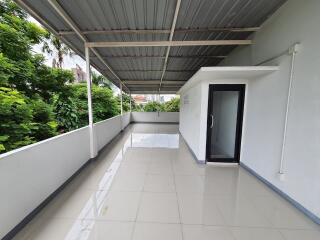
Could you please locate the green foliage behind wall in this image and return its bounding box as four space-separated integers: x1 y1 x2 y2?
0 0 180 154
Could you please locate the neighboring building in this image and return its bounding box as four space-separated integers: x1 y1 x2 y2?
133 95 148 105
145 95 165 103
71 64 86 83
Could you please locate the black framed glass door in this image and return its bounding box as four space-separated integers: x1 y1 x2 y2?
206 84 245 163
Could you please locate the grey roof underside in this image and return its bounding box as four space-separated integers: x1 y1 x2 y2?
20 0 287 94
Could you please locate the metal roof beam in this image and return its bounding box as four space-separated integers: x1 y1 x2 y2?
130 86 180 89
131 91 177 94
85 40 252 48
47 0 129 92
123 80 185 85
159 0 181 92
92 55 227 59
115 70 194 73
59 27 260 35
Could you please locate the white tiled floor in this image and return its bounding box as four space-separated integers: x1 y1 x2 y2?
13 123 320 240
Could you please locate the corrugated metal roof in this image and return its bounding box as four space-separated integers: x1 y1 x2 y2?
17 0 287 93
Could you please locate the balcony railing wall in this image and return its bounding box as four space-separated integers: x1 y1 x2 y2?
0 111 178 239
131 112 179 123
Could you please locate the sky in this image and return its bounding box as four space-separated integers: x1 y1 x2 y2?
29 16 87 70
29 17 176 101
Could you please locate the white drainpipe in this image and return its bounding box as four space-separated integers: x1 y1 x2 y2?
279 44 300 176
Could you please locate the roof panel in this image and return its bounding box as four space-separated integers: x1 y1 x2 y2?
21 0 287 93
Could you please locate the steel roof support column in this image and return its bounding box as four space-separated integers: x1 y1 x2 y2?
129 93 132 112
85 46 97 158
120 83 123 130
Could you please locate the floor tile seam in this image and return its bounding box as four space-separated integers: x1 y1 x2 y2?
141 190 176 193
176 192 241 198
64 217 317 232
278 229 291 240
171 159 185 240
173 173 205 176
205 196 233 227
242 193 283 228
135 219 181 224
146 172 174 176
134 221 183 226
133 169 149 224
180 223 310 230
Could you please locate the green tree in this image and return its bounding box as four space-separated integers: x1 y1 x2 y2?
143 101 164 112
0 87 56 153
163 97 180 112
70 84 120 127
29 98 57 140
42 32 74 68
53 95 79 133
0 0 74 101
133 104 144 112
0 87 34 152
117 93 136 113
0 0 69 152
92 71 112 89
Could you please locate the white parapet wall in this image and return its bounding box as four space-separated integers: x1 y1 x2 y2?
131 112 179 123
94 113 131 151
0 113 131 239
121 112 131 129
0 126 90 238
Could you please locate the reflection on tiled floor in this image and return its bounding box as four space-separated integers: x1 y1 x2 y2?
13 123 320 240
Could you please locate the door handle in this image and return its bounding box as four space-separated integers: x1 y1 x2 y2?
210 114 214 128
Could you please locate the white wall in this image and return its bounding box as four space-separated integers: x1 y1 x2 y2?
0 111 179 238
94 116 121 151
121 112 131 129
0 113 133 238
94 113 130 151
0 127 90 238
220 0 320 220
179 84 203 160
179 79 248 162
131 112 179 123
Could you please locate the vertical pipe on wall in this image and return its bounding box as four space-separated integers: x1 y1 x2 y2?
279 46 298 175
85 46 97 158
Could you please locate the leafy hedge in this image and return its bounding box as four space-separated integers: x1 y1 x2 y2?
0 87 56 152
142 97 180 112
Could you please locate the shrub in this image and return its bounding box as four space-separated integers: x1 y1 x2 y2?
53 95 79 133
29 99 57 140
0 87 34 152
70 84 120 126
163 97 180 112
0 87 58 153
143 101 164 112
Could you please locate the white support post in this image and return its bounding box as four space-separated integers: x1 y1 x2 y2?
120 83 123 130
85 47 97 158
120 83 123 115
129 93 132 112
